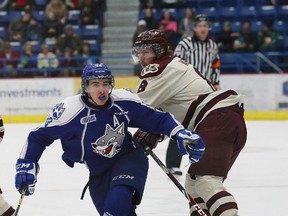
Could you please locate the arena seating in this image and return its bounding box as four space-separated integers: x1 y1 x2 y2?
138 0 288 73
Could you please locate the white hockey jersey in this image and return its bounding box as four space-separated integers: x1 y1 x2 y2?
137 56 243 130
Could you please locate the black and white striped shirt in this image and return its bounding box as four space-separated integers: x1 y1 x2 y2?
174 36 221 85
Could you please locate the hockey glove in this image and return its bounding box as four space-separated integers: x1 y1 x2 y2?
175 129 205 164
133 129 164 149
15 159 40 196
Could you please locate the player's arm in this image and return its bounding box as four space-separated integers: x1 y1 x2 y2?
15 101 76 196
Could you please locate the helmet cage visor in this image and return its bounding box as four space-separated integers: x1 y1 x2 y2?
132 44 162 63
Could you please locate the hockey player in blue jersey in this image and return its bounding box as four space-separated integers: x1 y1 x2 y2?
15 63 205 216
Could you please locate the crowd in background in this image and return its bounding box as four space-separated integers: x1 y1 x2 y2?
134 1 285 54
0 0 287 78
0 0 106 77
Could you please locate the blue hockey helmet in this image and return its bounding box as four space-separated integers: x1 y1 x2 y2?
81 63 115 94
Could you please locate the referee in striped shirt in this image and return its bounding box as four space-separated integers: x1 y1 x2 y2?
174 14 221 90
166 14 221 176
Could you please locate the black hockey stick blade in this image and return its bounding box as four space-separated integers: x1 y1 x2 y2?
144 146 207 216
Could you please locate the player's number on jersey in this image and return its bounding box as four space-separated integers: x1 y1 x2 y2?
137 80 148 93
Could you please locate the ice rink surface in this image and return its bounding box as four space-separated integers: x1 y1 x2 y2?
1 121 288 216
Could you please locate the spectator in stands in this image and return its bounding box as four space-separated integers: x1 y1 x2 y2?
132 20 149 75
133 20 148 44
45 0 68 25
79 0 101 26
26 16 43 42
233 21 258 52
9 0 35 11
8 11 32 42
37 44 59 77
79 42 93 67
43 11 64 44
158 18 177 51
55 24 83 56
18 42 37 77
160 9 178 35
0 42 20 77
257 21 282 52
216 21 239 53
143 7 158 30
59 47 78 77
178 7 195 38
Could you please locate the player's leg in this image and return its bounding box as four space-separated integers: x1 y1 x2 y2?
187 105 246 216
165 139 183 175
105 146 149 215
0 188 15 216
185 174 211 216
104 185 136 216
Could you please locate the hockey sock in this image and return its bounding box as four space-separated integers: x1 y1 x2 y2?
104 185 135 216
193 176 238 216
0 194 11 216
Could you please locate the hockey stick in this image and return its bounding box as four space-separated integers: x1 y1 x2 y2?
144 146 207 216
14 186 27 216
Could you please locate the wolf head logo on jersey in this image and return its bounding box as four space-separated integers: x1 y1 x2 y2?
45 103 65 127
92 123 125 158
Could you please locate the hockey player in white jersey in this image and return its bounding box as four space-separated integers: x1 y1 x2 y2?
0 116 15 216
14 63 205 216
132 29 247 216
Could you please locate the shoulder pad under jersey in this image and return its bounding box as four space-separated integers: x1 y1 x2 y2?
111 88 141 103
44 95 84 127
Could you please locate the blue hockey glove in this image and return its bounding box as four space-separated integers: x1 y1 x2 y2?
15 159 40 196
175 129 205 163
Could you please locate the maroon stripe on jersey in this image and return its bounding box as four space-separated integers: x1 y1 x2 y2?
182 94 209 128
194 90 238 127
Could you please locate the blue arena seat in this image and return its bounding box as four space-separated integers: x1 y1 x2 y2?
0 27 6 39
9 11 24 21
0 11 9 27
9 41 22 52
68 10 80 25
278 5 288 20
218 7 237 22
32 10 45 22
81 25 102 41
258 5 277 21
35 0 47 10
197 7 217 22
250 20 263 32
230 21 241 32
239 6 257 21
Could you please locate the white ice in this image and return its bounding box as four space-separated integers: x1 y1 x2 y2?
1 121 288 215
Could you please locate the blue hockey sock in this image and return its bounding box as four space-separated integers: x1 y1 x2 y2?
104 185 135 216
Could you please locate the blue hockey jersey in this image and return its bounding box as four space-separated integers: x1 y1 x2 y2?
19 89 183 175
